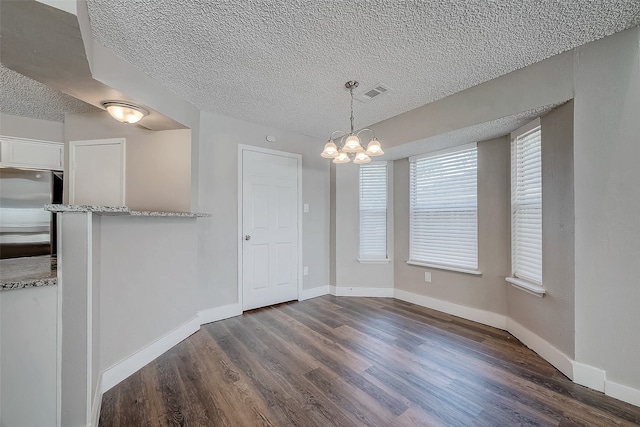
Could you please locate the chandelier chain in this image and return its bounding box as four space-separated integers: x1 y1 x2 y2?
350 85 355 134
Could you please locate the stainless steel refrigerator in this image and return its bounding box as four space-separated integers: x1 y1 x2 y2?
0 167 63 259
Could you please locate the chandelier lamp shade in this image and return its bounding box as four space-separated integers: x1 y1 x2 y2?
101 101 149 124
321 81 384 164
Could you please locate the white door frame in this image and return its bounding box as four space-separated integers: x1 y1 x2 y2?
237 144 303 311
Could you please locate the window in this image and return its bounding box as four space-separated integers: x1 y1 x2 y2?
359 162 388 261
409 143 478 273
508 120 543 293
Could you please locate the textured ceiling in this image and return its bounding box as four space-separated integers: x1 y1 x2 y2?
0 64 100 123
87 1 640 139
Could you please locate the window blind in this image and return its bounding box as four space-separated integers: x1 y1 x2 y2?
359 163 387 259
409 145 478 270
511 125 542 284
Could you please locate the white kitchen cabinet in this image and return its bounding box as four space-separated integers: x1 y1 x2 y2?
0 136 64 170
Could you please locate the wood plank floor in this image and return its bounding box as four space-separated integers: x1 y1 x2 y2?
99 296 640 426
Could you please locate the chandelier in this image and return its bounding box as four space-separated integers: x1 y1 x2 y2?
321 81 384 164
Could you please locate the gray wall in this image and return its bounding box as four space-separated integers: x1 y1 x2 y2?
573 27 640 387
507 101 576 358
394 137 510 315
64 112 192 212
0 112 64 141
98 216 198 371
197 111 329 310
334 161 394 289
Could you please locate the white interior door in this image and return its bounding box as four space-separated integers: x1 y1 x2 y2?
69 138 126 206
242 149 300 311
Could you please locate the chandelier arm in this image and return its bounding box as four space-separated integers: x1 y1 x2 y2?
355 128 376 142
329 130 347 142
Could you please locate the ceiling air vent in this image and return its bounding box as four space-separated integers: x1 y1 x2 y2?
355 83 392 103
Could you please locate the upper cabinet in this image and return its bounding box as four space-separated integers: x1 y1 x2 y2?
0 136 64 171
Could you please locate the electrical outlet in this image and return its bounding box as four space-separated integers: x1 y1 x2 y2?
424 272 432 282
303 204 309 213
303 266 309 276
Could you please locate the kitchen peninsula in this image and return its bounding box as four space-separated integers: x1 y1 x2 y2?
46 203 210 426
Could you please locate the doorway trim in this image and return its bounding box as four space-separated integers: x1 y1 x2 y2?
237 144 303 312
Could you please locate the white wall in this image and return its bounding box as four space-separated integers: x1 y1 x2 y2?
573 27 640 390
0 286 57 427
64 112 192 212
197 111 329 310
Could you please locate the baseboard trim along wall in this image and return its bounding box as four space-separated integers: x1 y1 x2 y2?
394 288 508 330
198 303 243 325
330 285 394 297
572 361 605 391
299 285 330 301
97 288 640 410
100 317 201 393
507 317 574 380
91 372 103 427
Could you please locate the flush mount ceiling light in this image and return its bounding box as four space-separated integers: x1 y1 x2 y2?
321 80 384 164
101 101 149 124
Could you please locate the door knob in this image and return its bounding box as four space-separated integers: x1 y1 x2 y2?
245 235 251 241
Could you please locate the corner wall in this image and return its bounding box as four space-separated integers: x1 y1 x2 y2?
507 100 576 361
573 26 640 393
333 161 394 291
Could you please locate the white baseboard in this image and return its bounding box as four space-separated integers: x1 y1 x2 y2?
507 318 574 380
606 380 640 407
101 317 200 393
394 288 508 330
299 285 330 301
198 303 242 325
573 361 606 392
330 285 394 297
90 372 103 427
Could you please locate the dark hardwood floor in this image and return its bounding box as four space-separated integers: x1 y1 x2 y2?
99 296 640 426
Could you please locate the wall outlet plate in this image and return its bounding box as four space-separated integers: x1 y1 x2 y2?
425 272 432 282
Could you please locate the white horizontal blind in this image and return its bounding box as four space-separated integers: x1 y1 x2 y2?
410 146 478 270
359 163 387 259
511 125 542 284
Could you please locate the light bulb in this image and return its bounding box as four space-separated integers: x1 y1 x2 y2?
102 101 148 124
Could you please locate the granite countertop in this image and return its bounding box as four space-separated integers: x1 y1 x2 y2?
45 204 211 218
0 255 57 291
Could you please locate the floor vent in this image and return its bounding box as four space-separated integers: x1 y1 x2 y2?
355 83 392 102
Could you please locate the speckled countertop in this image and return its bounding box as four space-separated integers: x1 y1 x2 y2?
0 255 57 291
45 204 211 217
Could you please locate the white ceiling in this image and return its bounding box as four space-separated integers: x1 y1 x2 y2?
0 64 100 122
86 0 640 139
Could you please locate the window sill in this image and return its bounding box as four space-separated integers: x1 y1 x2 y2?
357 258 392 264
406 260 481 276
506 277 545 297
